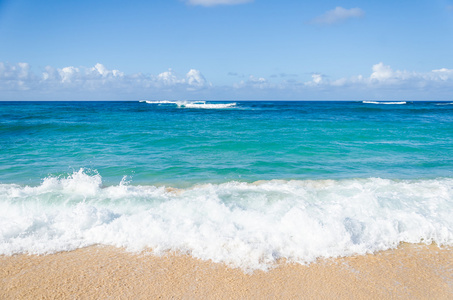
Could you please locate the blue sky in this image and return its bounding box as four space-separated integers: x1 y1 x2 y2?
0 0 453 100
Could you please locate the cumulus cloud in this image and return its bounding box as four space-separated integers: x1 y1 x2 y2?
90 63 124 78
309 73 323 85
233 75 274 89
230 62 453 99
1 61 453 100
157 69 185 86
309 62 453 88
58 66 80 83
432 68 453 80
186 69 209 89
184 0 253 7
0 62 210 100
0 62 35 90
154 68 210 90
310 7 365 25
39 63 125 87
370 62 393 81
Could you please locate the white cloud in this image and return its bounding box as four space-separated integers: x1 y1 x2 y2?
185 0 253 7
40 63 125 86
370 62 393 81
311 73 323 84
186 69 209 88
233 75 274 89
58 66 79 83
230 63 453 99
1 61 453 100
157 69 185 86
432 68 453 80
0 62 210 100
155 68 210 90
0 62 30 80
89 63 124 78
16 62 30 79
311 7 365 25
304 63 453 92
0 62 35 90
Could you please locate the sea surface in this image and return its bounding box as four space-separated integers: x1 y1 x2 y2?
1 100 452 270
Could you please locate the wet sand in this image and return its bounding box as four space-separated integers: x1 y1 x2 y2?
1 243 452 299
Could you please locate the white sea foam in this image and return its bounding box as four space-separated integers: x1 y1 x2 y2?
1 169 452 271
144 100 176 104
363 101 407 105
182 101 237 109
142 100 236 109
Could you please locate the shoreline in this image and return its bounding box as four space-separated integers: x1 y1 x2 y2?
1 243 452 299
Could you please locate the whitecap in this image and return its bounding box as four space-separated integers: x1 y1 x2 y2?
1 170 452 271
142 100 236 109
363 101 407 105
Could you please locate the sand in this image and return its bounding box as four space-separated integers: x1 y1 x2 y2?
1 243 452 299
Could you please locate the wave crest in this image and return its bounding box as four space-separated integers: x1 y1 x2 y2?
1 169 452 271
141 100 237 109
363 101 407 105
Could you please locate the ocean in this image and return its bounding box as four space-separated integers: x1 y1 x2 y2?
1 100 452 270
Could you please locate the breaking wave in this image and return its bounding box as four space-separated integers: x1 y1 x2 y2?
141 100 237 109
1 169 452 271
363 101 407 105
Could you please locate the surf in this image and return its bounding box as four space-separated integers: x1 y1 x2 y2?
1 169 452 271
141 100 237 109
362 101 407 105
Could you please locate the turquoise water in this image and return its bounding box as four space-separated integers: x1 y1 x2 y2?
1 101 452 186
1 100 452 270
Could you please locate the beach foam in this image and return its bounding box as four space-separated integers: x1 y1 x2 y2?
1 169 452 270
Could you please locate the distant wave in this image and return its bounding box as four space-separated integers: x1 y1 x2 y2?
144 100 176 104
1 169 452 271
183 101 237 109
363 101 407 105
435 102 453 106
141 100 237 109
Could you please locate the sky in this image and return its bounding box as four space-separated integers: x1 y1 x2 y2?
0 0 453 100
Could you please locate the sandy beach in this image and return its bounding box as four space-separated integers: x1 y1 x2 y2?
1 243 451 299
